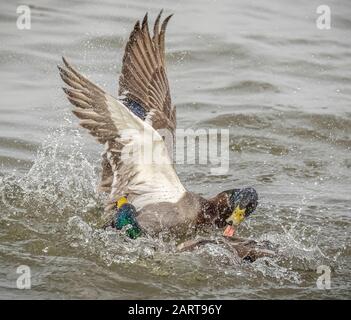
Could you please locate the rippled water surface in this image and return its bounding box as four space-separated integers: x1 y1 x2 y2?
0 0 350 299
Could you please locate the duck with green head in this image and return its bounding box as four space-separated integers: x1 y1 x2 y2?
114 197 142 239
58 11 259 239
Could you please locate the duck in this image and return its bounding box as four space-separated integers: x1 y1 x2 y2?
58 11 259 238
114 196 142 239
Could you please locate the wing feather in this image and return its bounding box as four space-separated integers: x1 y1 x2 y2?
58 58 186 223
119 11 175 133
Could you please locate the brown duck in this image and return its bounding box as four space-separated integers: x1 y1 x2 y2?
58 11 258 237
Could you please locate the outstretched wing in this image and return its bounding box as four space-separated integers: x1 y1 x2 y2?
119 11 176 134
58 57 186 222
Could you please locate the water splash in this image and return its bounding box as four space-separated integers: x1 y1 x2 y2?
0 120 102 220
0 116 337 287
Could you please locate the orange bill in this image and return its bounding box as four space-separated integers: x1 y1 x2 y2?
223 225 235 237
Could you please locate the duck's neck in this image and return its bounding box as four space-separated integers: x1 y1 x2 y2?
198 192 232 227
126 225 142 239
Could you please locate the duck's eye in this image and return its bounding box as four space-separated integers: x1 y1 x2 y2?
245 202 256 216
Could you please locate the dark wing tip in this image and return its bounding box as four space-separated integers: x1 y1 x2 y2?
133 20 141 32
153 10 163 35
60 56 76 77
161 14 173 32
62 87 74 97
142 12 148 27
57 65 66 78
62 56 69 67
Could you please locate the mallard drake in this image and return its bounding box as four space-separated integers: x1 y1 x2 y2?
114 197 142 239
58 11 258 237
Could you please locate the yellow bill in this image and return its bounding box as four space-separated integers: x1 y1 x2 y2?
226 206 246 226
116 196 128 208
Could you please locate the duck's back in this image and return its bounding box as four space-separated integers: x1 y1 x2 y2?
136 192 205 235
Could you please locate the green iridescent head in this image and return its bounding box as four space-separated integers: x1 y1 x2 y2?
114 197 142 239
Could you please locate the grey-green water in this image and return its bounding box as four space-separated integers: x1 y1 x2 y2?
0 0 350 299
